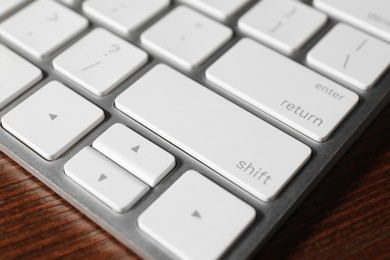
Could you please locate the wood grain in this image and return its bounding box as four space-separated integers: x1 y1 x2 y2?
1 105 389 259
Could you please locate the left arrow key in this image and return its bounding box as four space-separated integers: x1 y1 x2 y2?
1 81 104 160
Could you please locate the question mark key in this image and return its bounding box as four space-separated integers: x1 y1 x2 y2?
104 44 121 56
53 28 148 96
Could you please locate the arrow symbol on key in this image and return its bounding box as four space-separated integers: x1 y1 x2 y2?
49 114 58 120
191 210 201 219
131 145 140 153
98 174 108 182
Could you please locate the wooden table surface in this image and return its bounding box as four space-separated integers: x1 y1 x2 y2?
1 105 389 259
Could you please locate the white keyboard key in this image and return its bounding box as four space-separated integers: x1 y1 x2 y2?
0 0 28 18
206 39 359 142
307 24 390 90
93 124 175 187
2 81 104 160
0 0 88 59
141 6 232 70
65 146 149 212
314 0 390 43
138 170 255 260
53 28 147 96
116 65 311 202
178 0 251 22
0 44 42 109
83 0 170 37
239 0 327 55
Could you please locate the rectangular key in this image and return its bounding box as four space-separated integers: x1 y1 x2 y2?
314 0 390 42
139 170 255 260
206 39 359 142
2 81 104 160
0 44 42 109
65 146 149 212
93 123 175 187
0 0 88 59
116 64 311 202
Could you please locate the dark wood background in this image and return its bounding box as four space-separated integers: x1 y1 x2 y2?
1 105 389 259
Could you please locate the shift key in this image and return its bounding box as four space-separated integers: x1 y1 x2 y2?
207 38 359 142
116 64 311 202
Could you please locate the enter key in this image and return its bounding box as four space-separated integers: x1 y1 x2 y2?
206 38 359 142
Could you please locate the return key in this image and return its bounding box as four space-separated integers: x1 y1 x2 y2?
206 38 359 142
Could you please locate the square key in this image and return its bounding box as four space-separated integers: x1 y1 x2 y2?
138 171 256 260
2 81 104 160
141 6 232 70
307 24 390 90
239 0 327 55
83 0 170 37
0 0 88 59
53 28 148 96
0 44 42 109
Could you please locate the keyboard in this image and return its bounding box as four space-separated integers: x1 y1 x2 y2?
0 0 389 259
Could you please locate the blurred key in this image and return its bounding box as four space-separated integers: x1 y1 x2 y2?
314 0 390 42
179 0 251 21
307 24 390 90
83 0 170 36
0 44 42 109
0 0 88 59
0 0 28 18
239 0 327 55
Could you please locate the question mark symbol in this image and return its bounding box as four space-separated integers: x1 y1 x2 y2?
105 44 120 56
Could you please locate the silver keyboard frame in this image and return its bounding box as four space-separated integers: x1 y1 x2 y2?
1 1 389 259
